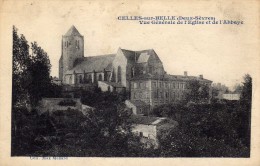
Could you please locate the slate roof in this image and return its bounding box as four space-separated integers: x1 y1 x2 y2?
166 74 212 82
120 49 136 63
66 54 116 74
120 48 161 64
64 25 82 36
131 73 212 83
137 52 150 63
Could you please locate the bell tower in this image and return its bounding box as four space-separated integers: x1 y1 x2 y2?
59 25 84 82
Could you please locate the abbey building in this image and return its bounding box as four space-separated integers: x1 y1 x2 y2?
59 26 212 110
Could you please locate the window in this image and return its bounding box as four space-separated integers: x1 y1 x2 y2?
88 75 92 82
134 83 137 89
159 82 162 88
98 74 102 81
117 66 122 83
165 82 168 88
139 82 142 89
144 82 148 89
172 92 175 99
69 76 72 84
79 75 83 83
153 91 158 98
160 92 163 98
134 92 138 99
75 40 80 49
140 132 143 137
131 67 135 78
166 92 169 98
152 82 157 88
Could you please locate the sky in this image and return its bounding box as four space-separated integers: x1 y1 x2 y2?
2 0 259 89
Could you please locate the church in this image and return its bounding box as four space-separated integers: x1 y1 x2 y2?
59 26 212 111
59 25 165 90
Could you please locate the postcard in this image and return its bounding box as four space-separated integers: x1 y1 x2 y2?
0 0 259 165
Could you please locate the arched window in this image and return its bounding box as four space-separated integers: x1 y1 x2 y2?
69 76 72 84
98 74 102 81
88 75 92 82
79 75 83 83
131 67 135 78
75 40 80 49
117 66 122 83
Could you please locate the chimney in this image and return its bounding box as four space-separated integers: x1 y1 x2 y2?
184 71 188 76
199 75 203 79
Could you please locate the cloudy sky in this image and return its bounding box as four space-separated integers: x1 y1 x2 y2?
2 0 259 89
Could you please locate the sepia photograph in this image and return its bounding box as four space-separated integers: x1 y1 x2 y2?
1 0 260 165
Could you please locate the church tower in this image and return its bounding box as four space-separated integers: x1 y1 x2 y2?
59 25 84 82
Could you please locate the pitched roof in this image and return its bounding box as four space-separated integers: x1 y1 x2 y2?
166 74 212 82
120 49 137 64
120 48 161 64
131 73 212 83
137 52 150 63
65 25 82 36
66 54 116 74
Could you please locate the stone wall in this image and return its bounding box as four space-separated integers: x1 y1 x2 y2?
38 98 82 114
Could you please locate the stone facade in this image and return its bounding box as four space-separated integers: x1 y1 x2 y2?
130 73 212 109
125 100 150 115
131 115 179 148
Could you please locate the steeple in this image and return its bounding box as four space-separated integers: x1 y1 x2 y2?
60 25 84 82
65 25 82 36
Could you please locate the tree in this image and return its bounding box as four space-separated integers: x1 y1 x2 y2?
13 27 55 107
184 80 210 103
12 26 31 108
27 42 52 106
237 74 252 147
233 83 243 93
